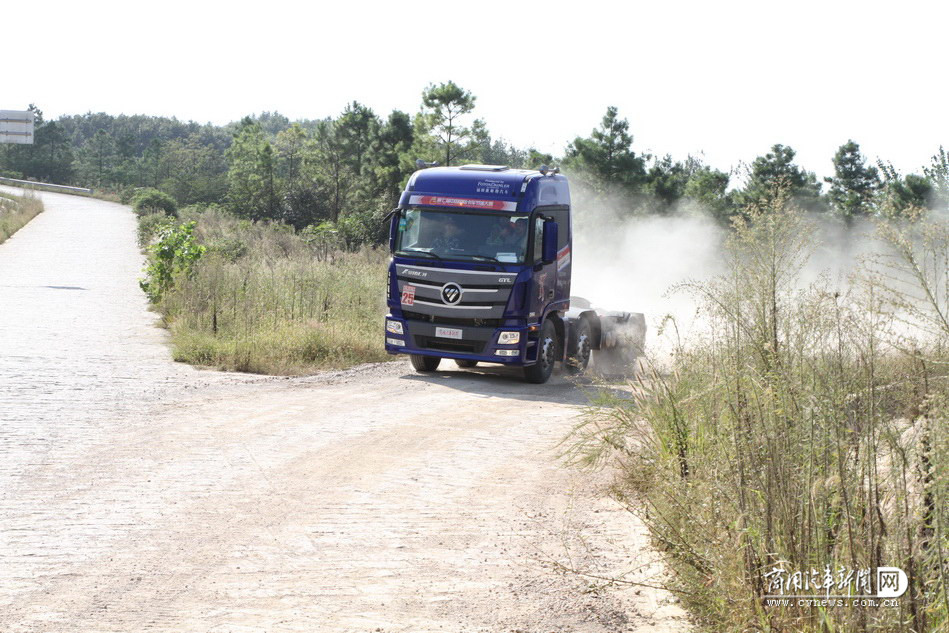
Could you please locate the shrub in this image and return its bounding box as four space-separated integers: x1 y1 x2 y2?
137 212 174 248
139 221 205 302
131 188 178 217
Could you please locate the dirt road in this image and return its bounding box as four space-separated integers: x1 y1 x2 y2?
0 189 686 632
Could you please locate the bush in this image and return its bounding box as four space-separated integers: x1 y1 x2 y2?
137 212 174 248
131 188 178 217
139 221 205 302
118 186 137 205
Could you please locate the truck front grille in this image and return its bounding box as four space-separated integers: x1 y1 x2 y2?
402 310 502 329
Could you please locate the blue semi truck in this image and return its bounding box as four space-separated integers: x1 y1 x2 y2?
383 163 645 383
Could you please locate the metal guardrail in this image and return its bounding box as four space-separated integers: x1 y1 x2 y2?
0 176 93 195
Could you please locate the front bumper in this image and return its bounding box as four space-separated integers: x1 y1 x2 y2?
384 315 529 365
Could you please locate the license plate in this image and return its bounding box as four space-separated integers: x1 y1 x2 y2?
435 327 463 340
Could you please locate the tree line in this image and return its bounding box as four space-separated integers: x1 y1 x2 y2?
2 82 947 245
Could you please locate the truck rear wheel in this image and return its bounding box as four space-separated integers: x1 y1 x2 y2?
454 359 478 368
410 354 441 372
566 318 592 375
523 319 557 384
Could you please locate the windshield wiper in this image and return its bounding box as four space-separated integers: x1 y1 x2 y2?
462 254 502 263
396 248 443 260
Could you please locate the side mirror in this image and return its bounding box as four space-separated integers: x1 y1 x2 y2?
542 220 558 264
388 211 399 252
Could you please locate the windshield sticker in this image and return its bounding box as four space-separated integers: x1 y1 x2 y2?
497 252 518 263
408 194 517 212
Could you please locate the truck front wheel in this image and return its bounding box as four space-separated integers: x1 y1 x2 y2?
454 359 478 368
410 354 441 372
524 319 557 384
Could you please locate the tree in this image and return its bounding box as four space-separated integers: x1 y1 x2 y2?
420 81 476 166
160 136 228 205
141 138 166 188
527 149 555 169
306 119 349 223
466 119 529 168
78 130 116 186
371 110 414 202
683 165 733 221
225 119 280 221
30 120 73 184
879 162 933 213
738 144 825 213
336 102 379 178
275 123 307 187
563 106 647 193
825 140 880 222
644 155 690 210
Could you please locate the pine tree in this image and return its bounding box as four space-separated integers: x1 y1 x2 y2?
825 140 880 221
371 110 414 202
739 144 825 213
78 130 116 187
225 119 279 221
683 164 733 221
420 81 476 166
563 106 647 193
879 162 934 213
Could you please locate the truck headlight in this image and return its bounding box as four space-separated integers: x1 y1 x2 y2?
495 349 519 357
497 331 520 345
386 320 404 335
386 337 404 346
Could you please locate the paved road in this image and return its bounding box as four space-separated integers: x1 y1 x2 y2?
0 189 686 632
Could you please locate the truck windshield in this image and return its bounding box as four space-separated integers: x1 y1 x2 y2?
395 207 530 264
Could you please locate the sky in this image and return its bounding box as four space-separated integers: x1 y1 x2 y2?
7 0 948 182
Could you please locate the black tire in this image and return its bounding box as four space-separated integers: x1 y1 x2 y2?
410 354 441 372
454 359 478 368
523 319 557 384
566 318 593 375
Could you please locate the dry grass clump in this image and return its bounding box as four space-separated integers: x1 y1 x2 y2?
0 189 43 243
145 206 391 374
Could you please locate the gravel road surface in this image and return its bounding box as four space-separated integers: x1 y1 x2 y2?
0 189 687 632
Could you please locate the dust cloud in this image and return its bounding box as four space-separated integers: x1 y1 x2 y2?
568 187 896 362
571 198 726 360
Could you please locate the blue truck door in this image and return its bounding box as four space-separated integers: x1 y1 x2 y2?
529 214 557 320
547 207 571 302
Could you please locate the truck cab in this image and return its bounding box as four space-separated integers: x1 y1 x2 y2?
384 164 634 383
383 163 573 383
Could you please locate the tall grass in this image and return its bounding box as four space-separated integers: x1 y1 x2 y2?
0 190 43 244
144 206 391 374
571 194 948 632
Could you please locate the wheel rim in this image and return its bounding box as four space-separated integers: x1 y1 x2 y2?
576 332 591 368
540 335 555 373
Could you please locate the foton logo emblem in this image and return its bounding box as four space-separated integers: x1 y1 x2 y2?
441 282 463 305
